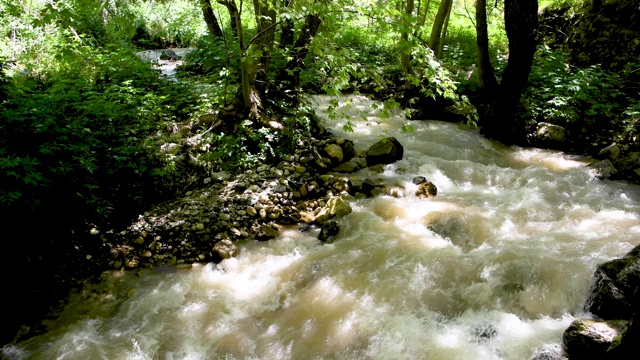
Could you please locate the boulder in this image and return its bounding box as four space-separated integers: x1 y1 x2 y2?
315 197 352 224
613 152 640 173
562 319 626 360
365 137 404 166
325 144 344 163
318 220 340 242
588 159 617 179
257 223 281 241
586 243 640 320
341 140 356 162
536 122 569 145
416 182 437 198
213 239 239 260
412 176 427 185
333 157 366 173
598 143 621 161
606 311 640 359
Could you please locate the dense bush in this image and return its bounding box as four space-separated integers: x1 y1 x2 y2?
521 46 627 129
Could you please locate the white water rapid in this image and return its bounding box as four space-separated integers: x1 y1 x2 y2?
5 95 640 360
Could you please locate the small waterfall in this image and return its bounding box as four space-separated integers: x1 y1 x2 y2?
5 95 640 360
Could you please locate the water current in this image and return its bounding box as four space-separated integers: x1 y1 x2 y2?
4 95 640 359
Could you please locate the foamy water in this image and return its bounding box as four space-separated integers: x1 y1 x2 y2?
4 95 639 360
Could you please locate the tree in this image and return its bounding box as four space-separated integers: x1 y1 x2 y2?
428 0 452 57
200 0 223 37
476 0 539 144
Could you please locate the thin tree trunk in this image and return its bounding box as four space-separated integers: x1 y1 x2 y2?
217 0 238 33
400 0 415 84
279 0 294 48
200 0 223 36
428 0 452 51
480 0 538 144
419 0 431 27
436 0 452 59
475 0 498 91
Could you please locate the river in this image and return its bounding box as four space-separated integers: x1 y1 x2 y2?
3 95 640 359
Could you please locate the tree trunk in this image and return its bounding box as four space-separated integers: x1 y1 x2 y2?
436 0 452 59
279 0 294 48
400 0 415 85
428 0 452 51
480 0 539 144
475 0 498 92
200 0 223 37
274 14 323 104
218 0 238 33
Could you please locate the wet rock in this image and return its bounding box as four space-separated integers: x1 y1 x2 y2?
536 122 569 146
365 137 404 166
257 223 281 240
412 176 427 185
315 197 353 224
416 182 437 198
360 178 378 195
318 220 340 242
562 319 626 360
586 243 640 320
589 159 617 179
531 344 563 360
606 311 640 358
333 158 365 173
325 144 344 163
613 152 640 174
472 324 497 342
598 143 621 161
341 140 356 161
213 239 239 260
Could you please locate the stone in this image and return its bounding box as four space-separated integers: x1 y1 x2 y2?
318 220 340 242
257 223 281 240
259 208 267 218
89 228 100 236
613 152 640 173
203 177 212 184
536 122 569 145
295 165 307 173
325 144 344 163
365 137 404 166
588 159 617 179
333 159 363 173
196 223 204 231
598 143 621 161
247 206 257 217
586 243 640 320
606 311 640 358
562 319 626 360
220 213 231 221
341 140 356 161
160 143 183 155
213 239 239 260
315 197 353 224
412 176 427 185
360 178 378 195
134 236 145 245
416 182 437 198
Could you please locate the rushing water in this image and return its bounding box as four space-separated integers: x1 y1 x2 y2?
5 96 640 360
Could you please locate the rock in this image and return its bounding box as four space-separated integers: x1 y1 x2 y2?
211 171 231 181
589 159 617 179
257 223 281 240
416 182 437 198
315 197 353 224
365 137 404 166
213 239 239 260
412 176 427 185
606 311 640 358
562 319 626 360
220 213 231 221
247 206 257 217
325 144 344 163
333 158 365 173
531 344 563 360
134 236 145 245
536 122 569 145
196 223 204 231
613 152 640 173
89 228 100 236
586 243 640 320
368 164 385 173
203 177 212 184
341 140 356 161
360 178 378 195
318 220 340 242
295 165 307 173
598 144 621 161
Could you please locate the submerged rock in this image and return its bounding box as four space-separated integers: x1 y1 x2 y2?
213 239 239 260
365 137 404 166
562 319 626 359
318 220 340 242
416 181 437 198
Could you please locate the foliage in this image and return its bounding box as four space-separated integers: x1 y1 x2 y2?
521 46 626 128
0 46 199 223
